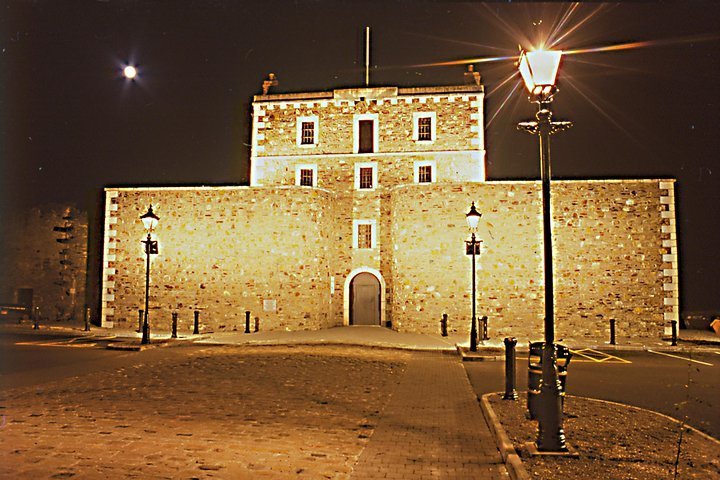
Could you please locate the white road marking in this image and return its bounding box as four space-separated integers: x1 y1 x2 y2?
647 349 713 366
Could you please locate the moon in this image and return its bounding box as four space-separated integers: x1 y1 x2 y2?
123 65 137 79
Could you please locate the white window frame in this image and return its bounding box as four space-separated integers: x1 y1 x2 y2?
413 111 436 144
353 113 379 154
294 164 318 187
296 115 319 147
354 161 378 191
413 160 437 184
353 219 377 250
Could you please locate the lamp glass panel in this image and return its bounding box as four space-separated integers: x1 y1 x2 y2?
518 53 535 92
526 50 562 86
141 215 158 231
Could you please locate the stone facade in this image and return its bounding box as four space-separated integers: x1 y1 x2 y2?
100 84 678 340
1 205 87 320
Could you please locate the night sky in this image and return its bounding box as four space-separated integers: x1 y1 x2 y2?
2 1 719 314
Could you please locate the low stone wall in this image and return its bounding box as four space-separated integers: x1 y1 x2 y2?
102 186 337 332
390 180 676 339
102 179 677 340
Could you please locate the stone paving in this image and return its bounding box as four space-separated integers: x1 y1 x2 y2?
0 345 505 479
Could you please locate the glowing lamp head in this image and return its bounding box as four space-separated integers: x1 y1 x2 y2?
123 65 138 80
140 205 159 232
518 49 563 97
465 202 482 232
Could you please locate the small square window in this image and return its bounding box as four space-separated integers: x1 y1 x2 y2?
295 164 317 187
418 116 432 141
359 167 373 189
357 224 372 249
418 165 432 183
300 122 314 145
299 168 314 186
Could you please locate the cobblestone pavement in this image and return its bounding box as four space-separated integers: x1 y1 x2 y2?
0 345 505 479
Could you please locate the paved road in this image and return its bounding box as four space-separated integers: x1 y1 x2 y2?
0 330 148 388
464 347 720 439
0 340 506 479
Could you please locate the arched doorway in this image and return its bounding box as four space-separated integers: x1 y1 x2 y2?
349 272 381 326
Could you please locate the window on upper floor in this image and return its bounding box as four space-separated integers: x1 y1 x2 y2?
296 116 319 147
418 165 432 183
294 164 317 187
301 122 314 145
353 113 379 154
353 219 377 249
413 112 436 144
354 162 377 190
413 160 436 184
359 167 373 189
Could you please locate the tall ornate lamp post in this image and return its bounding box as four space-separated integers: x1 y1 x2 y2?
140 205 159 345
517 49 573 452
465 202 482 352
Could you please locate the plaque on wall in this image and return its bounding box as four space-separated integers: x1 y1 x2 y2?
263 299 276 312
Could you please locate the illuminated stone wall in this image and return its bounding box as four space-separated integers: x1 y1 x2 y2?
101 187 338 332
103 179 677 339
390 180 677 339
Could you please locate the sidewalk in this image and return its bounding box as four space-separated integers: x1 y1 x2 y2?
3 319 719 351
350 353 505 479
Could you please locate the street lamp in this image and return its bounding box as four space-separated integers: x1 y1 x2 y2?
517 48 573 452
465 202 483 352
140 205 159 345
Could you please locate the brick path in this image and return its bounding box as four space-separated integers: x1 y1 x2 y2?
350 353 505 479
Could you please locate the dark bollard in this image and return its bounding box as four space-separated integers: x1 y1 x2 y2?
171 312 178 338
245 311 251 334
610 318 616 345
33 307 40 330
481 315 489 340
84 306 91 331
254 317 259 333
193 310 200 335
503 337 518 400
440 313 448 337
671 320 678 346
138 309 144 333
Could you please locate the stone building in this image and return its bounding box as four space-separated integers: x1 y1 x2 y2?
100 82 678 340
1 205 87 321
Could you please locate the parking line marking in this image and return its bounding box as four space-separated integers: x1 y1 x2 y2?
570 348 631 364
647 349 713 366
14 340 98 348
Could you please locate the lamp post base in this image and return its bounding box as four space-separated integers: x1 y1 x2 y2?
141 322 150 345
536 343 566 452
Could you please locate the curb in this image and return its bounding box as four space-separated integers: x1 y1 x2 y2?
479 393 531 480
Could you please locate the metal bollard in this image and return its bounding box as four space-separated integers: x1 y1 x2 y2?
440 313 448 337
481 315 489 340
610 318 616 345
503 337 518 400
171 312 178 338
84 306 91 331
138 309 144 333
671 320 678 346
245 311 251 334
193 310 200 335
254 317 259 333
